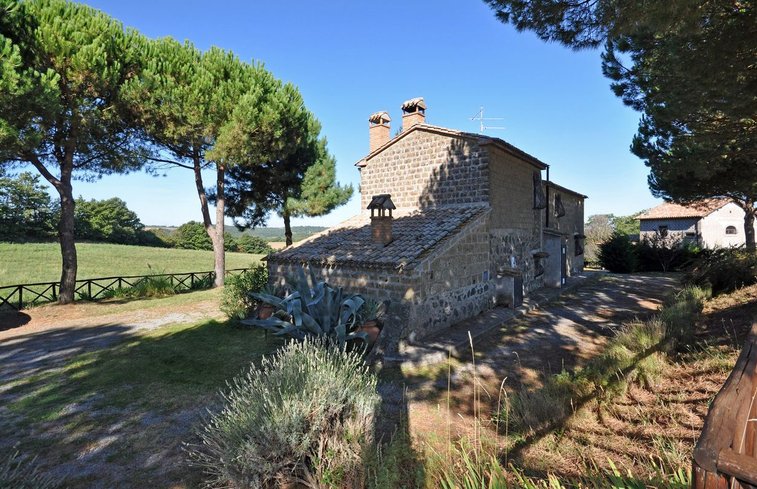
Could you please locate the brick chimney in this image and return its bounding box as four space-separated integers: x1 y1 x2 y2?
368 111 391 152
401 97 426 131
367 194 396 246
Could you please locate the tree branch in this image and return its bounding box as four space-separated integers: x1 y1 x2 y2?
23 152 61 188
146 156 195 170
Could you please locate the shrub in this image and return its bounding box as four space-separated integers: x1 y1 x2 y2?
220 266 269 319
504 369 594 432
659 285 710 349
131 273 175 298
235 235 274 254
685 248 757 295
101 268 177 300
598 232 638 273
635 235 701 272
188 339 380 488
1 449 58 489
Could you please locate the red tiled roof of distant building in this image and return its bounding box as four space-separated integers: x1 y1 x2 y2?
637 199 730 220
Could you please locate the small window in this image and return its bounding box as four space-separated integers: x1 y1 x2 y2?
554 194 566 218
574 234 585 256
658 225 668 238
726 226 738 235
533 171 546 210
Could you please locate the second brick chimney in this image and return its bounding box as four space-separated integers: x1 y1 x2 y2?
368 111 391 153
401 97 426 131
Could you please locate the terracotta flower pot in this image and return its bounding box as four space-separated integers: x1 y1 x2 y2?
358 320 382 344
257 303 275 319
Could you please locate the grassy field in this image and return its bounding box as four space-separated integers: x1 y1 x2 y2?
0 242 263 286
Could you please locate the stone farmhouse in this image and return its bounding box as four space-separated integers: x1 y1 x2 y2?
266 98 586 350
638 199 756 248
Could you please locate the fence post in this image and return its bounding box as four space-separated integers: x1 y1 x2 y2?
18 286 22 310
88 281 92 299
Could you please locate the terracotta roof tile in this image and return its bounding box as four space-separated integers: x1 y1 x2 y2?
267 205 490 270
637 199 730 220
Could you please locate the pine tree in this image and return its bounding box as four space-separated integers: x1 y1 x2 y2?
125 38 274 286
220 89 351 246
0 0 149 302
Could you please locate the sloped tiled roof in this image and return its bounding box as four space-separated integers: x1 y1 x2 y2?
637 199 730 220
267 205 490 270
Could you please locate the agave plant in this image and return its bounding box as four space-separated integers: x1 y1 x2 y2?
241 268 368 346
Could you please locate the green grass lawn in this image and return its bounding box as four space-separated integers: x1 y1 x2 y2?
7 319 283 422
0 242 263 286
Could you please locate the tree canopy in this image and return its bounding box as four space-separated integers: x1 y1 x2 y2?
74 197 143 244
1 0 355 298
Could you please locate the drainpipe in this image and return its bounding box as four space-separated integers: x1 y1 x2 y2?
545 166 550 228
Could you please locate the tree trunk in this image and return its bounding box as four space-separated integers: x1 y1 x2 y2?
192 154 225 287
57 177 77 304
745 204 756 252
213 164 226 287
283 208 293 247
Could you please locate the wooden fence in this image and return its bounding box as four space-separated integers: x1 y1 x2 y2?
0 268 250 311
693 322 757 488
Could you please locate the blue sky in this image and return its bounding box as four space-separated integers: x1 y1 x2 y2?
54 0 662 227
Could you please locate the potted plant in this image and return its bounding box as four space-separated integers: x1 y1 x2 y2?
357 299 385 345
253 284 279 320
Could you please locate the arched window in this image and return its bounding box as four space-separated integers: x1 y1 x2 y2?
726 226 738 235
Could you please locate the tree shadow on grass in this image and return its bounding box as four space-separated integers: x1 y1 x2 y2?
0 311 31 332
0 320 283 488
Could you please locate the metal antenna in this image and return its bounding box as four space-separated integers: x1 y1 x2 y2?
469 106 505 133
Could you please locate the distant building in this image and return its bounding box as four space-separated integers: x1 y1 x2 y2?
266 98 586 350
637 199 755 248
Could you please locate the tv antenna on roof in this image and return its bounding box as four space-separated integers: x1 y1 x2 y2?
470 106 505 133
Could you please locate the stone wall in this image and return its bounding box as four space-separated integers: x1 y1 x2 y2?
267 261 419 305
417 215 490 298
489 229 543 293
360 128 490 210
487 144 544 292
405 280 495 344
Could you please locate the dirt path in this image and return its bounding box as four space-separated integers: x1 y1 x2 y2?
387 273 681 441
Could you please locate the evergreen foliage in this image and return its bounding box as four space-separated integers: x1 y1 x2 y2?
219 89 351 246
598 232 638 273
220 265 269 320
234 235 273 254
685 249 757 295
0 171 57 241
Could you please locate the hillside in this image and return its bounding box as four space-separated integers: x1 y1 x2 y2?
144 225 326 243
